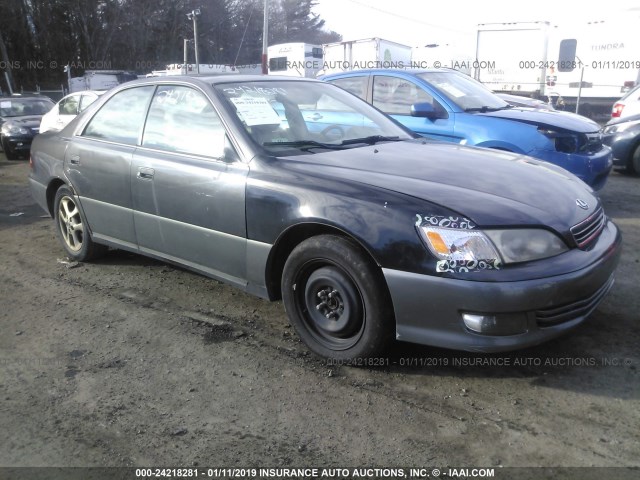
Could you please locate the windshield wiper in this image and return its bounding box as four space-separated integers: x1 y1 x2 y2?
339 135 401 146
262 140 349 152
465 105 513 113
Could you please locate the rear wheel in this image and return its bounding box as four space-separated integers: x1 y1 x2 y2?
282 235 394 360
53 185 107 261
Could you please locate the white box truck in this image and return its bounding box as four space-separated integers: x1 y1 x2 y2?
69 70 138 93
267 43 323 77
474 19 640 120
321 38 412 75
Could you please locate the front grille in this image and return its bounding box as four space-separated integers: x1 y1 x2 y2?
579 132 604 154
571 206 605 249
536 276 614 326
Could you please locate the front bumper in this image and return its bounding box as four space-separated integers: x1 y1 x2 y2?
529 145 613 190
384 220 621 352
602 130 635 168
3 135 36 152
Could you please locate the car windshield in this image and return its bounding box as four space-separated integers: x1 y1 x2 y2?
0 97 55 117
214 80 413 155
416 72 509 111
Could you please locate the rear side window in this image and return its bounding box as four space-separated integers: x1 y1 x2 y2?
330 76 368 101
373 76 435 115
82 86 154 145
142 85 226 158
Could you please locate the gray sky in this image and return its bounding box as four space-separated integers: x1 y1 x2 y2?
313 0 640 50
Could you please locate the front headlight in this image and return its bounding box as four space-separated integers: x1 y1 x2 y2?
485 229 568 263
1 123 30 136
418 222 568 269
419 226 500 263
602 119 640 135
538 127 579 153
417 224 503 272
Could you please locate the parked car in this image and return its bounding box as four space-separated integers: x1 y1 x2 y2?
39 90 105 133
611 83 640 119
322 69 612 190
496 93 555 111
29 75 621 360
602 113 640 174
0 94 55 159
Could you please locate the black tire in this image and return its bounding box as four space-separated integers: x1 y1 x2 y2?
2 137 19 160
627 144 640 175
282 234 394 360
53 185 107 261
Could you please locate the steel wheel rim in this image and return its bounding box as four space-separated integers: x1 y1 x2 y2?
58 196 84 252
296 262 365 351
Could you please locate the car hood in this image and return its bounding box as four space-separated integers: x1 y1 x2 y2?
474 108 601 133
1 115 43 128
606 113 640 127
280 140 599 232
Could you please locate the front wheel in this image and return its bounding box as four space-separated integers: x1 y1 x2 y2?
53 186 107 261
628 144 640 175
282 235 394 360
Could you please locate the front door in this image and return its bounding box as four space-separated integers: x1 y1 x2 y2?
131 85 249 286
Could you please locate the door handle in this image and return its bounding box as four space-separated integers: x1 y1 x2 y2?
69 154 80 165
137 167 155 180
310 113 323 121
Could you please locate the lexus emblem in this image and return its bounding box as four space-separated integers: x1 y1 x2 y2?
576 199 589 210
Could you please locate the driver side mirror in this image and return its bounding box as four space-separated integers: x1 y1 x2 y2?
411 102 447 120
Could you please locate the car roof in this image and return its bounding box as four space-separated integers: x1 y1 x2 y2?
0 94 53 101
322 68 455 78
121 74 324 89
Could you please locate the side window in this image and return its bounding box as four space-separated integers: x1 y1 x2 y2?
79 94 99 112
82 86 154 144
330 76 368 101
373 76 437 115
59 95 80 115
142 85 226 158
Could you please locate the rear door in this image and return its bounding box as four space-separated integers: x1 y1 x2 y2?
131 85 249 286
66 86 155 247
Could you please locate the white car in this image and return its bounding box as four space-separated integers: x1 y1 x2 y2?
39 91 105 133
612 84 640 119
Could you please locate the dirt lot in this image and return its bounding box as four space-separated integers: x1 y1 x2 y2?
0 154 638 472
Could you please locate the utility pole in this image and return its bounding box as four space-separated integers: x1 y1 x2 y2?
187 8 201 74
262 0 268 74
183 39 189 75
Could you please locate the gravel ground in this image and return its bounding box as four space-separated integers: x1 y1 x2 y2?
0 155 638 473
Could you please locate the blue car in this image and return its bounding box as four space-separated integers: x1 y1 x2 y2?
322 69 612 190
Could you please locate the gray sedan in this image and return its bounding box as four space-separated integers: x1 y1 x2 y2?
29 75 621 360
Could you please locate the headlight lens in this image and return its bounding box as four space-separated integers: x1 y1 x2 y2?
485 229 568 263
419 225 568 266
419 226 500 263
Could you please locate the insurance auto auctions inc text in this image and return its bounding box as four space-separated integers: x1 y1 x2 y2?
288 60 496 70
186 467 496 478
